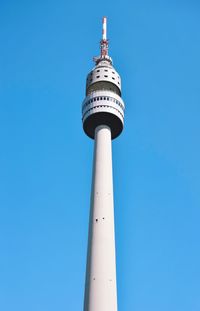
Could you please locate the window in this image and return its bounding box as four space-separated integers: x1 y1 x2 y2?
104 69 108 72
94 98 96 101
112 77 115 80
97 97 99 101
112 71 115 74
104 97 106 100
107 97 109 100
104 75 108 78
97 69 100 72
96 76 100 78
100 97 102 100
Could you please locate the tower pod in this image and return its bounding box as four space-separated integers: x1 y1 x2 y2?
82 20 125 139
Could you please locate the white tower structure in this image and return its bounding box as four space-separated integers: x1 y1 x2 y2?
82 17 125 311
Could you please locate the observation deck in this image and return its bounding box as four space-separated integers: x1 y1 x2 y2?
82 17 125 139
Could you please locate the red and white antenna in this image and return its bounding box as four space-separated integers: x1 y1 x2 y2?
93 17 112 64
100 16 109 58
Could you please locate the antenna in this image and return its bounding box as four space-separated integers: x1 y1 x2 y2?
93 17 112 65
100 16 109 58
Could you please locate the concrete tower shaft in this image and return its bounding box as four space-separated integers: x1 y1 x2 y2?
82 17 125 311
84 126 117 311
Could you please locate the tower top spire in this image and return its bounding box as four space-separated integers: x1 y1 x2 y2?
93 16 112 65
100 16 108 58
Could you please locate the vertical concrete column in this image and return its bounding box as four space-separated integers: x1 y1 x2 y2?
84 125 118 311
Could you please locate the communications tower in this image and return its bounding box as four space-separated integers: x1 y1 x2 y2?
82 17 125 311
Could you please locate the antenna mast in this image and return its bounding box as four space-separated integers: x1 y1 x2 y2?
100 16 109 57
93 16 112 64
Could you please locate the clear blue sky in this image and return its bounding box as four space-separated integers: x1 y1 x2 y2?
0 0 200 310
